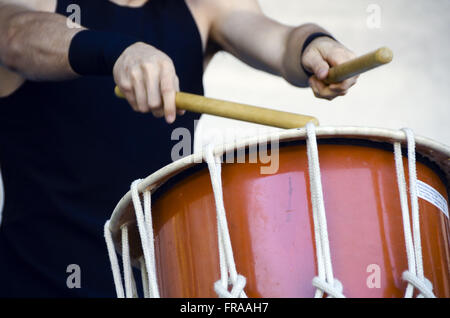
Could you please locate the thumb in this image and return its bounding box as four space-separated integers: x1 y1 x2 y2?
302 49 329 80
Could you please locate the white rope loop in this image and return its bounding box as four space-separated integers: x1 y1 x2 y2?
214 275 247 298
104 220 125 298
402 271 435 298
305 123 345 298
204 144 247 298
140 257 150 298
121 225 137 298
393 128 435 298
130 179 160 298
312 277 345 298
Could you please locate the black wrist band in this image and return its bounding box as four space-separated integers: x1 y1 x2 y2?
300 32 336 77
69 30 140 76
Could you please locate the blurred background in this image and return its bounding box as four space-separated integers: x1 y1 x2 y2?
195 0 450 148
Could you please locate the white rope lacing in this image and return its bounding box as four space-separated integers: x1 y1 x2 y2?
121 225 137 298
204 144 247 298
393 128 435 298
140 257 150 298
104 180 160 298
104 222 141 298
305 123 345 298
104 220 125 298
130 179 160 298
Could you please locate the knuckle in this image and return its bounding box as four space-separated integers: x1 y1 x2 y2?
130 68 140 81
160 76 176 93
160 58 174 69
119 83 132 94
141 61 157 73
301 52 314 66
148 99 162 109
160 82 174 95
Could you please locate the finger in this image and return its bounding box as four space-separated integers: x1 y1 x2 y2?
117 81 139 112
311 76 338 100
338 89 348 96
309 77 320 97
142 63 162 114
328 75 358 92
326 47 357 67
131 68 148 112
302 48 329 80
125 93 139 112
151 109 165 118
160 60 177 124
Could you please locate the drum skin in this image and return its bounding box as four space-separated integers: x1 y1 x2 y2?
151 142 450 298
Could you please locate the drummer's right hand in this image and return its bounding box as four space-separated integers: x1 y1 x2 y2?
113 42 184 123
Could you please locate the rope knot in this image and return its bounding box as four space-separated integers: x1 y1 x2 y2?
312 277 345 298
214 275 247 298
402 270 435 298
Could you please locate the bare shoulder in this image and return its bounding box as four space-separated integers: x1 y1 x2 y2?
185 0 261 47
0 0 56 12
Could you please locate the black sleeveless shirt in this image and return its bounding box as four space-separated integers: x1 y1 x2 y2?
0 0 203 297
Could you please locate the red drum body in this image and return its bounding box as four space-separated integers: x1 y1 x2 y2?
108 128 450 298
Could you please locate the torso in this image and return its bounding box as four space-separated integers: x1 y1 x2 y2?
0 0 214 98
0 0 206 296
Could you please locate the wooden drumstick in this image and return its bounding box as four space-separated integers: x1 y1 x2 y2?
325 47 393 84
114 47 393 129
114 86 319 129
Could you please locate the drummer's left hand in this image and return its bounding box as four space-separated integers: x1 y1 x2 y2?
301 36 358 101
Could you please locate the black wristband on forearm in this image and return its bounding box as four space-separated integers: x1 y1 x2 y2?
68 30 139 76
300 32 336 77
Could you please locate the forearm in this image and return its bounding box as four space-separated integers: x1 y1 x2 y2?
0 5 84 81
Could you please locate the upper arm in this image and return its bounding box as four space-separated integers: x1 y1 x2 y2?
202 0 290 75
205 0 263 44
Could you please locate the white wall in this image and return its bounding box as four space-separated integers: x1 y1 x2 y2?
197 0 450 147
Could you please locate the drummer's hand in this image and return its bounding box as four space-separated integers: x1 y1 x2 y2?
301 37 358 101
113 42 184 123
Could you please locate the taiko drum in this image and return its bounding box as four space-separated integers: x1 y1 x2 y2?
147 139 450 298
